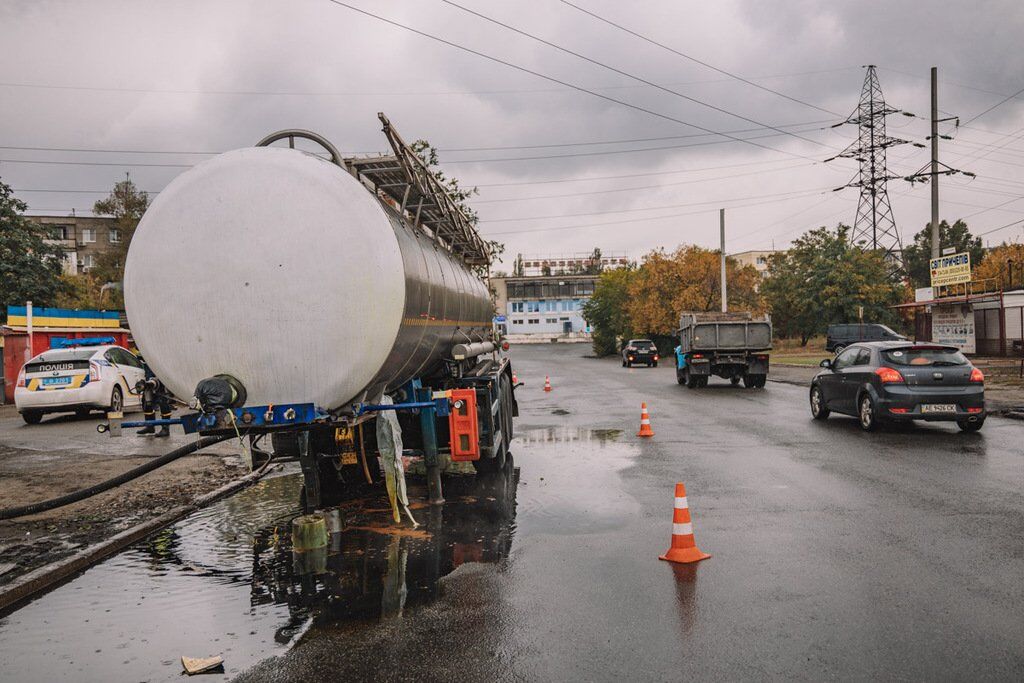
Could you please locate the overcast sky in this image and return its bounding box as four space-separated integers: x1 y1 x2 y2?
2 0 1023 269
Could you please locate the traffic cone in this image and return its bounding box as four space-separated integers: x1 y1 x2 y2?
637 402 654 437
659 483 710 564
544 375 552 392
512 372 519 385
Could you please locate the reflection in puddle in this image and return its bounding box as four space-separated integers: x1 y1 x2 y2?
0 460 518 682
519 427 623 444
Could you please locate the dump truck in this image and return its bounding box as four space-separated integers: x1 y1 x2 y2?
101 115 517 512
675 312 772 388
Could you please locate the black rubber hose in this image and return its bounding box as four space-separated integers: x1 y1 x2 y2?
0 435 233 521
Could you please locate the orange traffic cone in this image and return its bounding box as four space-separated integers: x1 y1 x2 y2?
637 402 654 437
544 375 552 392
659 483 710 564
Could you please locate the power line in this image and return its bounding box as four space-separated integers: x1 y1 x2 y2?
438 0 838 156
438 119 834 152
0 158 191 168
441 124 834 164
479 186 829 223
483 188 826 235
558 0 842 117
0 66 861 98
959 84 1024 126
322 1 838 166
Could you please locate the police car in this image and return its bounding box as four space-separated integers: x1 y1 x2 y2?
14 344 146 424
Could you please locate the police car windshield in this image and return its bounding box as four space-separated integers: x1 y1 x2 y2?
30 348 97 363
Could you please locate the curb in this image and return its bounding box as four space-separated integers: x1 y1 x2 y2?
0 464 280 614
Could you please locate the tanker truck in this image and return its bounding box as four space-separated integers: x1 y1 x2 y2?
104 115 517 511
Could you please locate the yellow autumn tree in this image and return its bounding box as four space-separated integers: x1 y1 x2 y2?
625 245 763 336
973 242 1024 288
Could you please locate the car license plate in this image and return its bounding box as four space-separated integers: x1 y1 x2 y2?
921 404 956 413
42 376 72 387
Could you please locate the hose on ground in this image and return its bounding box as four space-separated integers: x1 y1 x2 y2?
0 435 233 521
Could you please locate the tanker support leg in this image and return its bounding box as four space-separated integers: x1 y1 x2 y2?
298 430 321 513
416 386 444 506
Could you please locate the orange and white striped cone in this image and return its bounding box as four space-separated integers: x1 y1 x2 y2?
659 482 710 564
637 402 654 437
544 375 552 392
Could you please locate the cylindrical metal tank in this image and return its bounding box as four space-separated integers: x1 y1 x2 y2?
124 146 493 410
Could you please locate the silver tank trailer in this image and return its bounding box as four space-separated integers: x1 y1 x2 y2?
124 144 493 411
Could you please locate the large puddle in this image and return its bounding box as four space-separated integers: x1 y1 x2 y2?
0 461 519 681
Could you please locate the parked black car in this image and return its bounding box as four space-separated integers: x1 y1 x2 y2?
809 342 985 432
622 339 659 367
825 323 906 352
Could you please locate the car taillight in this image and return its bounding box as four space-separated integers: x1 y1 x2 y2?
653 355 659 361
889 407 909 414
967 407 984 414
969 367 984 383
875 367 904 384
89 361 101 381
693 354 703 359
16 368 26 388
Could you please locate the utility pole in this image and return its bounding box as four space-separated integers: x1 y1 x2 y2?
930 66 940 259
720 208 727 313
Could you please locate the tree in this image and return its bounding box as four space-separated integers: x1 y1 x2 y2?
0 178 67 316
584 247 604 275
582 266 635 356
91 178 149 296
625 246 762 336
762 225 907 345
411 140 503 278
902 219 983 288
974 242 1024 288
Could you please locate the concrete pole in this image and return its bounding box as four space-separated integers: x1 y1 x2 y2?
930 66 940 259
720 209 728 313
26 300 34 362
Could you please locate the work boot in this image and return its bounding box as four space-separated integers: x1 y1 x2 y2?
137 425 156 435
155 425 171 438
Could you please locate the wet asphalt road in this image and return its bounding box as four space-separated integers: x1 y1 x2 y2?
1 343 1022 681
239 344 1024 681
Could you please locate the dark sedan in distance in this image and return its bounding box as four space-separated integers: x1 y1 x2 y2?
622 339 659 367
809 342 985 432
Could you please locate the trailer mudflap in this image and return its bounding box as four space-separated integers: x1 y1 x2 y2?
448 388 480 461
747 354 770 374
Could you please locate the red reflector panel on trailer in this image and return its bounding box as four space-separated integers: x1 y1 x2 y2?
448 388 480 461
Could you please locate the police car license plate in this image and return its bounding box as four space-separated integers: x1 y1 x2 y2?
42 376 72 386
921 404 955 413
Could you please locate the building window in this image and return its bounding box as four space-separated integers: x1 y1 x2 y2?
81 228 96 243
756 256 766 265
49 225 70 240
546 318 558 324
512 319 523 325
527 318 539 324
526 301 540 313
80 254 94 271
109 228 121 244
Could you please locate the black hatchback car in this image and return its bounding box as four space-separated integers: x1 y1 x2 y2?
809 342 985 432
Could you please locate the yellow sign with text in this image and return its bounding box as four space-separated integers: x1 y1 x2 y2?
929 252 971 287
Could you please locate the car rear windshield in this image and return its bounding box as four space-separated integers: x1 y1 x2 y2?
882 347 967 367
631 340 655 348
29 348 97 363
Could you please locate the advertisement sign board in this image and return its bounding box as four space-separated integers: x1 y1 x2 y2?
931 304 975 354
929 252 971 287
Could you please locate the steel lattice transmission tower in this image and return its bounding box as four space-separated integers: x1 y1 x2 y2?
826 65 909 274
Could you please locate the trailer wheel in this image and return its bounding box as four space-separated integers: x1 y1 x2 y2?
730 376 741 386
743 374 766 389
676 370 686 385
685 370 700 389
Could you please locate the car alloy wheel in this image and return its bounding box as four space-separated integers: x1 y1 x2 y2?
111 386 123 413
859 394 877 431
810 386 829 419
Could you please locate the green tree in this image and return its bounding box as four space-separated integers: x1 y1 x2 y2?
902 219 983 288
582 266 636 356
91 178 149 295
762 225 907 345
0 179 67 316
411 140 503 278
